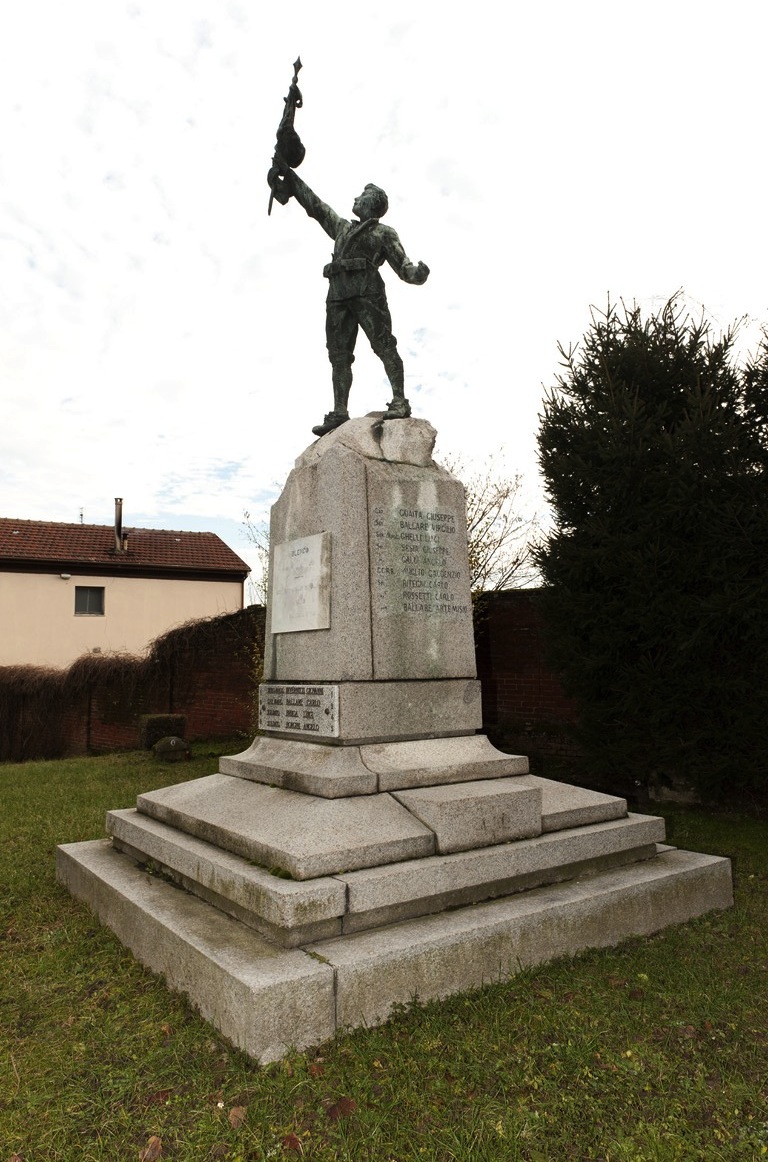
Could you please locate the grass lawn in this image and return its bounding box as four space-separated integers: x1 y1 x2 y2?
1 742 766 1161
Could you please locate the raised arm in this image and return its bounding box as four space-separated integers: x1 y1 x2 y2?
382 225 430 285
287 171 344 241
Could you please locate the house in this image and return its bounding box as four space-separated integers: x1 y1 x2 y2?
0 502 250 668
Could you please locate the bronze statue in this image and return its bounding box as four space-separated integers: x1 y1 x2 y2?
267 58 305 216
267 62 430 437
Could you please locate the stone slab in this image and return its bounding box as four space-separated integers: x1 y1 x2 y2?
56 839 336 1062
264 442 373 682
220 735 378 797
108 808 346 946
264 417 477 685
366 460 476 680
136 773 436 880
220 730 522 798
361 734 528 791
338 813 666 931
334 679 482 744
517 775 627 831
271 532 331 634
393 779 542 854
309 848 734 1031
254 679 482 747
259 683 340 739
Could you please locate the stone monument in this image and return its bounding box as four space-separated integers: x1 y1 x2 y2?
57 415 733 1062
56 64 733 1062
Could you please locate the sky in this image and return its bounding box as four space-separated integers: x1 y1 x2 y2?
2 1 767 597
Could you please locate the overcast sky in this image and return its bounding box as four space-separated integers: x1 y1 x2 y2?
3 1 766 593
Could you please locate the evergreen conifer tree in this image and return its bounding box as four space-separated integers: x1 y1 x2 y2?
535 297 768 801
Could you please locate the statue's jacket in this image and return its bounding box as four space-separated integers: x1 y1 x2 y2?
290 173 425 303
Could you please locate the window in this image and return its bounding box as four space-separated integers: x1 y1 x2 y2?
74 586 105 616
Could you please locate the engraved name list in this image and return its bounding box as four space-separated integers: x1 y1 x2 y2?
370 500 469 619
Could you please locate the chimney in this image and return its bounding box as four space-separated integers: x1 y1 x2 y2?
114 498 123 554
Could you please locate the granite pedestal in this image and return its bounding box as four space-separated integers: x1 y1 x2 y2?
57 415 733 1062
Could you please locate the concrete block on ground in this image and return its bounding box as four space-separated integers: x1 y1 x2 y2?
108 808 345 946
393 778 542 853
137 773 435 880
309 848 734 1032
56 839 336 1062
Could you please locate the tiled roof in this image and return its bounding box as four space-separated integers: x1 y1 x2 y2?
0 518 250 577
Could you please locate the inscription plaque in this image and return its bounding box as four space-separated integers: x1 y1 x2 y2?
369 499 470 619
271 532 331 633
259 683 340 737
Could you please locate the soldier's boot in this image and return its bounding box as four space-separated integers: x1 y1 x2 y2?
312 363 352 437
381 352 411 420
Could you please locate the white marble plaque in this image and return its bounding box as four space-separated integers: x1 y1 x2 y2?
271 532 331 633
258 683 339 737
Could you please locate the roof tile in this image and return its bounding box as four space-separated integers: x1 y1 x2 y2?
0 518 250 577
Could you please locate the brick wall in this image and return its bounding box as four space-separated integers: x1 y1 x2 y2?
476 589 582 770
79 605 265 754
2 596 580 765
0 606 266 762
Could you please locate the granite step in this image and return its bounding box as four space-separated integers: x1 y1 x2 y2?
108 805 666 944
109 807 345 947
56 838 336 1062
337 812 663 933
516 775 627 832
136 772 436 880
56 837 733 1062
308 847 734 1032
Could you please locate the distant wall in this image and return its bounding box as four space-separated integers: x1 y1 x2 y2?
0 570 245 668
0 606 265 763
475 589 581 769
0 594 578 766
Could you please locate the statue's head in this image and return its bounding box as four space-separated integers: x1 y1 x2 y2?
353 184 389 221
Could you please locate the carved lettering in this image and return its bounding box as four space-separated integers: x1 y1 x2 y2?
258 684 339 737
369 497 468 620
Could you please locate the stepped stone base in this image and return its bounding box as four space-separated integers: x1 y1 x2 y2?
54 417 734 1060
57 838 732 1063
106 803 665 945
56 738 733 1060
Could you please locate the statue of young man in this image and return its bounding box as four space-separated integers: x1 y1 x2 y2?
279 167 430 436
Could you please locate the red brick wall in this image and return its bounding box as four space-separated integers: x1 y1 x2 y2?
475 590 581 767
2 597 580 764
0 607 265 762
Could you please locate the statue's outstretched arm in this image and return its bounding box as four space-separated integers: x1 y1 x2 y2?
383 227 430 285
287 171 343 241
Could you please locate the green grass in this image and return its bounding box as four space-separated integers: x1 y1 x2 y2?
1 744 766 1161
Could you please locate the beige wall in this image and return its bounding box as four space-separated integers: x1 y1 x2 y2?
0 571 244 668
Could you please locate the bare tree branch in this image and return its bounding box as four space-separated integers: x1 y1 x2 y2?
244 452 540 606
242 511 269 606
439 452 540 593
